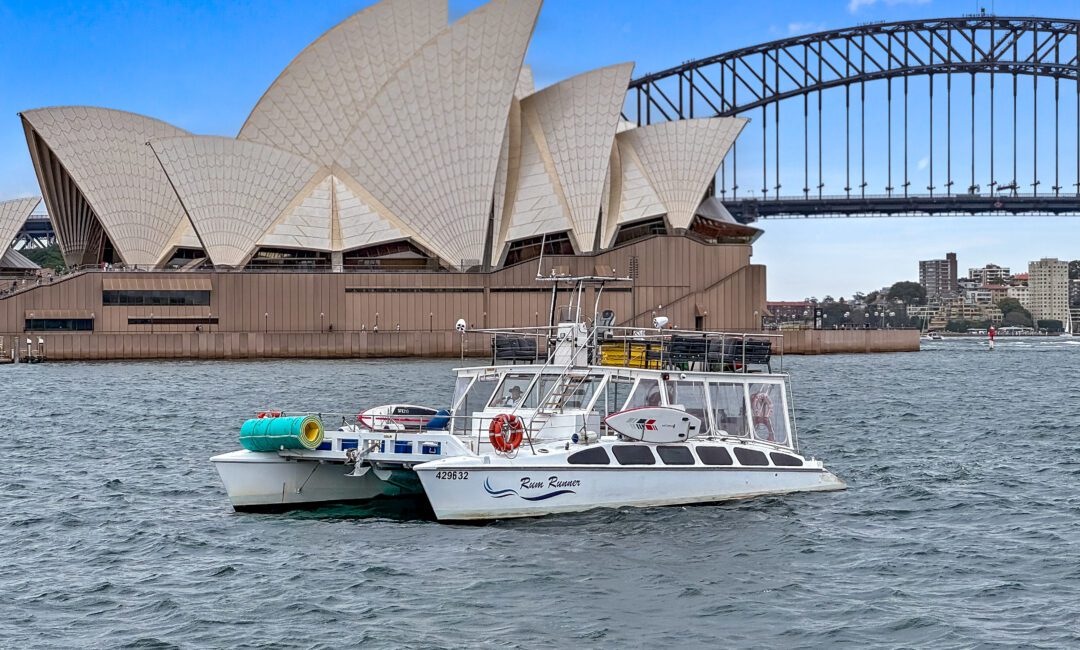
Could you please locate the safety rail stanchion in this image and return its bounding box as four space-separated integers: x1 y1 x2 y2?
476 415 484 453
659 330 665 368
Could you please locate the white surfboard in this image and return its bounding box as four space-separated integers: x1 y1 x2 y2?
604 407 702 443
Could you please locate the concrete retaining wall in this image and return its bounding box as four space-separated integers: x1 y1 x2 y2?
0 328 919 361
780 329 919 354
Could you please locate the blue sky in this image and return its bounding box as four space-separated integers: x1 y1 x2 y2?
0 0 1075 298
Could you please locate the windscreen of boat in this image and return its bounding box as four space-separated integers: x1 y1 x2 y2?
524 373 558 409
670 380 708 426
623 377 662 409
488 373 538 409
709 382 750 438
596 377 633 419
749 382 789 445
451 375 473 411
454 374 498 434
562 375 601 409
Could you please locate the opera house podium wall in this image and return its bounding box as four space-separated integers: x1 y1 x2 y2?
0 236 768 360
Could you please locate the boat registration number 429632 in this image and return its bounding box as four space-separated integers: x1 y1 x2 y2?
434 470 469 480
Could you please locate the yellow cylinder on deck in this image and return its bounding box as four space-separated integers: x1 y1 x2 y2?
239 415 324 452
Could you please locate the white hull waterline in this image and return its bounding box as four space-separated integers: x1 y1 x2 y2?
211 426 470 510
211 450 396 510
416 440 843 521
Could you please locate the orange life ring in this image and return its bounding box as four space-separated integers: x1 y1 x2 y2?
257 410 283 419
488 414 524 453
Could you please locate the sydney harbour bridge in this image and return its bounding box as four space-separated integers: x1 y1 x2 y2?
625 14 1080 222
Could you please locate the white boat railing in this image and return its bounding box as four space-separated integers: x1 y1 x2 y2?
257 400 795 454
481 324 784 373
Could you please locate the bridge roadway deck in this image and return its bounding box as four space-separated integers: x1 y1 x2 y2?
725 195 1080 222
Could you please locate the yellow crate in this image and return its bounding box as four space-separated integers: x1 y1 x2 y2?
599 342 661 369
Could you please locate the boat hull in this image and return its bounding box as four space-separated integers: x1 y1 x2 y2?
416 465 845 521
210 450 416 510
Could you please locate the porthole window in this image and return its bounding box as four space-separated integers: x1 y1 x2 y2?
612 445 656 465
695 446 733 466
567 446 610 465
733 447 768 466
657 445 695 465
769 452 803 467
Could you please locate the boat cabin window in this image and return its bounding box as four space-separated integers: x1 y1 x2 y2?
733 447 769 466
696 446 733 465
611 445 656 465
709 382 749 438
770 452 803 467
525 374 558 409
596 378 634 418
489 373 537 409
670 381 708 425
657 445 695 465
562 376 601 409
451 375 473 411
454 374 498 434
567 446 610 465
624 378 662 409
748 382 789 445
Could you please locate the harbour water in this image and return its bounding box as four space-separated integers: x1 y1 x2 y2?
2 338 1079 647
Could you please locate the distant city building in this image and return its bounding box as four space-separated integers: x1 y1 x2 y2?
1007 284 1030 307
766 301 814 323
907 304 938 326
919 252 958 298
968 263 1010 285
983 285 1009 303
1070 278 1080 307
965 286 1009 305
919 296 1001 329
1028 258 1071 331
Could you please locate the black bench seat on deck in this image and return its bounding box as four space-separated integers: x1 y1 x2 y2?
643 335 772 370
491 336 540 363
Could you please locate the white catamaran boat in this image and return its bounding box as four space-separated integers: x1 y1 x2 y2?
211 275 844 521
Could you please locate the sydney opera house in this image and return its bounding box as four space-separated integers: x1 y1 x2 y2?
0 0 766 359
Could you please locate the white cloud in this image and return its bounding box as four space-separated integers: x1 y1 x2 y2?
787 21 827 35
848 0 931 14
917 156 930 171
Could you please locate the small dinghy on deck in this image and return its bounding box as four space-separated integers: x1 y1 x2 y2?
357 405 450 431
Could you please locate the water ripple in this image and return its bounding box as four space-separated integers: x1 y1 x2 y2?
1 346 1078 647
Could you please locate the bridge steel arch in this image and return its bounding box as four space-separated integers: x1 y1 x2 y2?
626 16 1080 221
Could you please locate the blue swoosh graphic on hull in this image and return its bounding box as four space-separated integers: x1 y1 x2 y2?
483 477 576 501
518 489 576 501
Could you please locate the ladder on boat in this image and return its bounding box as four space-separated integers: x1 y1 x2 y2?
526 368 590 436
